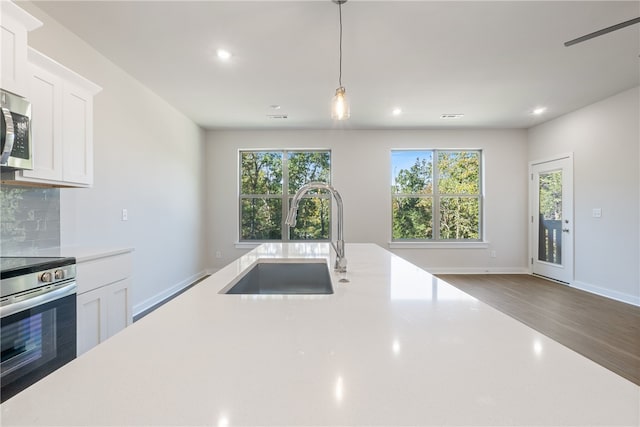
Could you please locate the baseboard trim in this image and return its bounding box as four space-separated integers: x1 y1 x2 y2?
133 270 209 317
428 267 530 275
572 280 640 307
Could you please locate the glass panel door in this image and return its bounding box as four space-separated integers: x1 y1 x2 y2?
531 156 573 284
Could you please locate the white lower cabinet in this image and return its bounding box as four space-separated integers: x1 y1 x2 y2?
76 252 133 356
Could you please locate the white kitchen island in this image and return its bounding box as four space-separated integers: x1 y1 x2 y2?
1 243 638 426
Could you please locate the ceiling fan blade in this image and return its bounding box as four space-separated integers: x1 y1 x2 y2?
564 16 640 47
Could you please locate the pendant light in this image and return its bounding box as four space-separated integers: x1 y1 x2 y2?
331 0 350 120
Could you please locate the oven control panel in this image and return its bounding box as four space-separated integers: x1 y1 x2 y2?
1 264 76 300
40 268 69 283
36 265 75 286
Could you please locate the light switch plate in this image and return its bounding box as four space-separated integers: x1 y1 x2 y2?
592 208 602 218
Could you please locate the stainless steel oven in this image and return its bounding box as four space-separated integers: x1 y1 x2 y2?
0 257 76 403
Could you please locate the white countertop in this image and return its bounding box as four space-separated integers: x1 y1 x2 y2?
3 246 133 263
1 243 638 426
42 246 133 263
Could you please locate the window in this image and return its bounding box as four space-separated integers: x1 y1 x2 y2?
391 150 482 241
239 150 331 241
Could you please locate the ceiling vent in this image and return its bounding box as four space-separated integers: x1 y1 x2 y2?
267 114 288 119
440 114 464 119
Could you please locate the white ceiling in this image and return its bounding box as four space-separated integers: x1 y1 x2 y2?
32 0 640 130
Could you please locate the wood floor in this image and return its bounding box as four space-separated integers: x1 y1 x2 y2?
437 274 640 386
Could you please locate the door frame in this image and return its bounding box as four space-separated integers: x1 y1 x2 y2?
528 153 574 284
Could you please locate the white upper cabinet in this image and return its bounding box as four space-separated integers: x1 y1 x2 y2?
14 48 101 187
23 59 63 181
1 1 102 188
61 79 96 184
0 1 42 97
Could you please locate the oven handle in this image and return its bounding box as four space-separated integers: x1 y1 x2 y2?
1 106 15 166
0 282 76 319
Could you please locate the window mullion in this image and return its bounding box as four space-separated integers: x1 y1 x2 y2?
433 149 440 241
282 150 290 242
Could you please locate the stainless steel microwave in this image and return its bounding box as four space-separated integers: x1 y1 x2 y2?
0 89 32 170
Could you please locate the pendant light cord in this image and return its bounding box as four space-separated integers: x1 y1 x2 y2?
338 1 343 87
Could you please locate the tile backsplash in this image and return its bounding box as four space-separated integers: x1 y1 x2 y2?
0 185 61 255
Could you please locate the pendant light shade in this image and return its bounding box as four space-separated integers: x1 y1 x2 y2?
331 86 350 120
331 0 349 121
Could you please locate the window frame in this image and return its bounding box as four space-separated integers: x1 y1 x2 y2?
391 149 484 245
238 149 332 243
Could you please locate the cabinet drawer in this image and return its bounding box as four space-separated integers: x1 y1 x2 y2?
77 254 132 294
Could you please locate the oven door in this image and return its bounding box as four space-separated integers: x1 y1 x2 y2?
0 282 76 402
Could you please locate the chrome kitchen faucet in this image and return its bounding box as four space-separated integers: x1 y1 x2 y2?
285 182 347 274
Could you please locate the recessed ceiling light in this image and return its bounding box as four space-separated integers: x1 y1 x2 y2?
440 114 464 119
533 107 547 115
269 105 281 110
392 108 402 116
216 49 232 61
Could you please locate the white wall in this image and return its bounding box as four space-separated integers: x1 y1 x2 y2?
205 129 529 274
21 2 208 314
528 87 640 305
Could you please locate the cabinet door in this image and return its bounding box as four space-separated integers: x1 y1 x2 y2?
61 82 94 185
77 279 132 355
1 15 27 96
1 2 41 96
77 288 107 356
1 16 29 96
106 279 132 338
22 62 63 181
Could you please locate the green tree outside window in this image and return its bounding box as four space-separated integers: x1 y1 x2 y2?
240 150 331 241
392 150 482 241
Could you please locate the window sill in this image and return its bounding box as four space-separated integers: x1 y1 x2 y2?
239 241 490 250
235 242 262 249
388 241 490 249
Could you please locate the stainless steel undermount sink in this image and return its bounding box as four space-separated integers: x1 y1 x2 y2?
222 260 333 295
